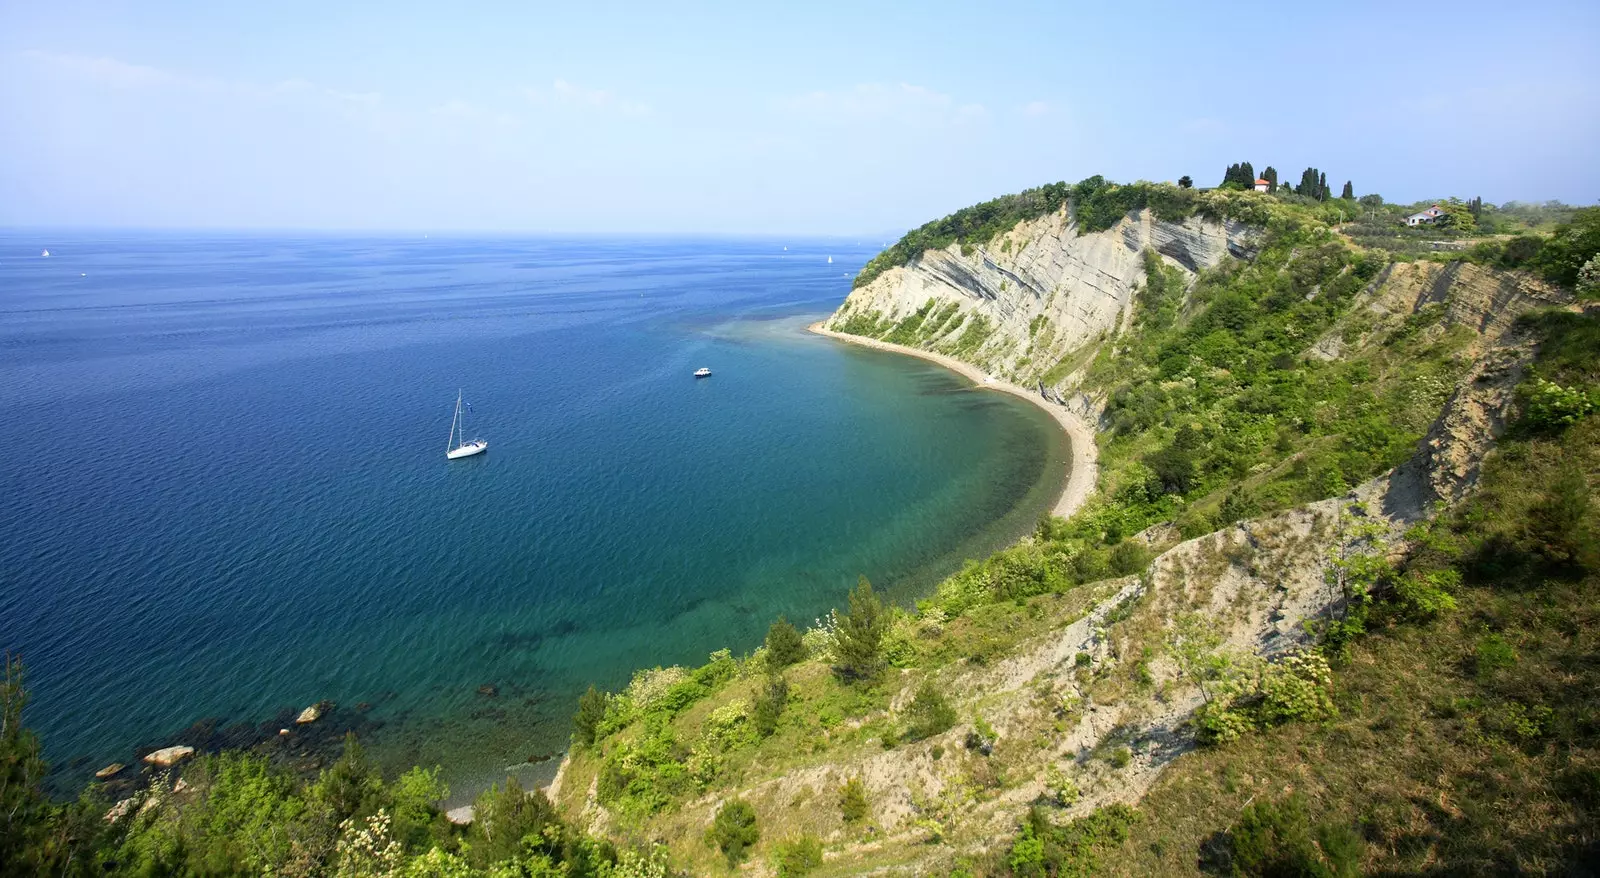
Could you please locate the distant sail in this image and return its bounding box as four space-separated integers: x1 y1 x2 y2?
41 249 49 257
827 256 833 264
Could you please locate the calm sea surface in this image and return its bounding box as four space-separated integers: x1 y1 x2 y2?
0 232 1065 798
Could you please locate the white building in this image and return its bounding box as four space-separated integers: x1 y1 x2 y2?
1405 205 1446 226
1253 178 1271 193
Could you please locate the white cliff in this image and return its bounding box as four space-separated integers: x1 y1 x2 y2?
825 207 1260 391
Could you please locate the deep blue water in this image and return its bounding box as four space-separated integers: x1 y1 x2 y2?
0 232 1065 797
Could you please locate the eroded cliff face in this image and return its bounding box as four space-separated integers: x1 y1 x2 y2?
824 208 1260 388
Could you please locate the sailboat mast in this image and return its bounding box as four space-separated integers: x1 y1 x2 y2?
449 390 460 451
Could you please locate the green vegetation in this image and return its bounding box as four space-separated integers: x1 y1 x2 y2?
1221 794 1361 877
899 681 957 743
1096 308 1600 874
850 177 1341 291
838 776 869 824
853 183 1071 289
1007 804 1138 877
770 833 823 876
1218 161 1255 190
709 798 760 865
763 616 806 670
0 677 648 878
833 576 887 681
751 674 788 738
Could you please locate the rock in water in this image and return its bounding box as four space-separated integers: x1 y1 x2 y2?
477 684 499 698
446 805 475 825
143 745 195 767
95 763 125 779
295 704 321 724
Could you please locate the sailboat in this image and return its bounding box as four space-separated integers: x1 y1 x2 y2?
41 249 49 257
446 391 488 459
827 256 833 264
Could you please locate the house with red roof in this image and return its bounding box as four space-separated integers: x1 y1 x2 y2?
1405 205 1446 226
1253 178 1271 193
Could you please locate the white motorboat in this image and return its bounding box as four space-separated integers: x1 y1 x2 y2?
446 390 487 459
693 367 712 378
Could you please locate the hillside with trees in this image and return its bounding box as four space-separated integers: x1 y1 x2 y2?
3 181 1598 877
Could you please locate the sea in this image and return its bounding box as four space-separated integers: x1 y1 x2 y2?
0 231 1067 801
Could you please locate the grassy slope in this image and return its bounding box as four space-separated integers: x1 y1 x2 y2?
1103 311 1600 876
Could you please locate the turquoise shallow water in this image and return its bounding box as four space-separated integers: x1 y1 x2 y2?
0 233 1066 797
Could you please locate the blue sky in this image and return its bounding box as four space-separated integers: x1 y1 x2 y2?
2 0 1596 234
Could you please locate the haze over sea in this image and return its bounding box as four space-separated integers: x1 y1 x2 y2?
0 232 1065 798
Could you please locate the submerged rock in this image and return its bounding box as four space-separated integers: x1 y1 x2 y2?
477 684 499 698
143 745 195 767
295 704 321 724
95 763 125 779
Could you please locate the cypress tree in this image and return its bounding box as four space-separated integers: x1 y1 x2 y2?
1340 180 1353 200
1241 162 1255 187
1263 166 1278 193
1297 168 1319 197
1319 172 1329 200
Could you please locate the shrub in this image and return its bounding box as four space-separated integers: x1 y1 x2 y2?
1257 651 1338 727
1227 794 1361 877
752 675 788 738
709 798 760 865
1522 377 1595 431
1474 633 1518 680
770 834 823 877
1194 700 1253 746
901 681 957 742
1009 804 1139 877
764 617 807 670
1108 540 1151 576
1525 467 1598 569
838 777 869 823
1391 568 1459 619
1534 205 1600 287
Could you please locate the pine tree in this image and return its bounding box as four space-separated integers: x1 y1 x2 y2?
1178 175 1193 189
763 616 806 670
573 684 607 747
833 576 887 680
1340 181 1354 200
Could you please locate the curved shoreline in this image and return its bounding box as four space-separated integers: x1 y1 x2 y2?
807 322 1098 520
